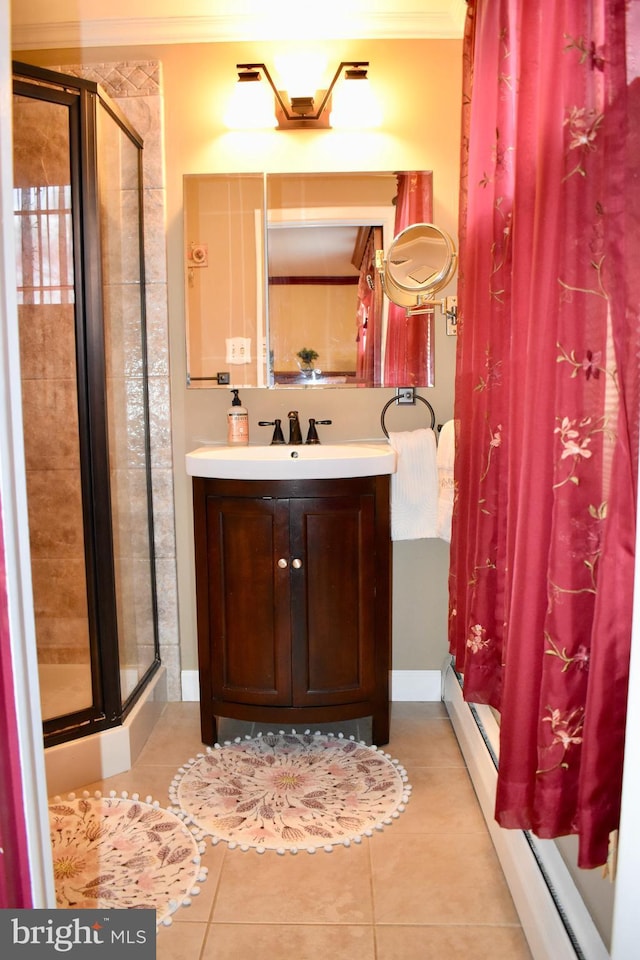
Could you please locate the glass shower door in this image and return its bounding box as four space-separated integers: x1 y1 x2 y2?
13 92 94 723
13 63 160 745
97 98 158 704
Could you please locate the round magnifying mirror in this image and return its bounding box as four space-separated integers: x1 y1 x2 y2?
379 222 457 311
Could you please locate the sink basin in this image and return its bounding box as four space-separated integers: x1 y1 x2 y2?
186 442 397 481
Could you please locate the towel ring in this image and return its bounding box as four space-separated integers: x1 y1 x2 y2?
380 394 436 438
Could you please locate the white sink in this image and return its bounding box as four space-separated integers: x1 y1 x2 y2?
186 442 397 481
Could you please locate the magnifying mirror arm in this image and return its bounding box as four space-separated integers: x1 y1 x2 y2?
407 299 437 317
405 297 459 321
408 296 455 318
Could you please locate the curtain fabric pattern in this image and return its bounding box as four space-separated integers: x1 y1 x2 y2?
0 496 33 907
449 0 640 868
383 171 434 385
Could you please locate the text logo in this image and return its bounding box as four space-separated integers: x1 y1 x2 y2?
0 910 156 958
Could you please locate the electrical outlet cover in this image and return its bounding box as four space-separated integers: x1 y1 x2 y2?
225 337 252 364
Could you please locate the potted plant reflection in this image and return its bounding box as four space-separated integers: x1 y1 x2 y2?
296 347 320 378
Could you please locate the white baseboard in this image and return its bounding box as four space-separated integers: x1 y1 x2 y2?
45 667 167 798
443 662 608 960
181 670 200 701
390 669 442 700
181 669 441 703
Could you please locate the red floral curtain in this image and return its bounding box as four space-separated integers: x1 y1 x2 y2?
356 226 384 384
449 0 640 869
383 171 434 385
0 498 33 907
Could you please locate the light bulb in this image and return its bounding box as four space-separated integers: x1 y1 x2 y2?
224 74 277 130
273 52 327 102
330 76 382 129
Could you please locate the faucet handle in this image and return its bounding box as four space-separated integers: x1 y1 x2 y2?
258 419 286 444
305 419 319 444
305 418 332 444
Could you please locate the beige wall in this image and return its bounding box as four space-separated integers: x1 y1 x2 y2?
19 37 462 679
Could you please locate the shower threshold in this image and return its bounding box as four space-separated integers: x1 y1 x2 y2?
43 666 167 797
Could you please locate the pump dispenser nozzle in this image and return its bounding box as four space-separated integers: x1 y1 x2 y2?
227 389 249 445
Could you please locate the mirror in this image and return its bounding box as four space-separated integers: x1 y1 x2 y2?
378 222 458 313
185 173 267 387
184 171 449 388
267 222 374 384
266 172 397 387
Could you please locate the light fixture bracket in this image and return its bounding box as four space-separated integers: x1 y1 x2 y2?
235 61 370 130
289 96 316 118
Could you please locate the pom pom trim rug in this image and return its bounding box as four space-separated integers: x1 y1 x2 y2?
48 792 208 927
169 731 411 854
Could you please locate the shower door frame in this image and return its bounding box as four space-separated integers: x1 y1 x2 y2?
13 62 161 748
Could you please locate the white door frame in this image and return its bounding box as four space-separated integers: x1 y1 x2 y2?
0 0 55 907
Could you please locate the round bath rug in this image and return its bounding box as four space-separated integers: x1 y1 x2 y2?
48 792 208 927
169 732 411 854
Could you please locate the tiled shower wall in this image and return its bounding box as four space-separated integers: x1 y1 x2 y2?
49 60 180 699
14 93 90 668
19 298 89 666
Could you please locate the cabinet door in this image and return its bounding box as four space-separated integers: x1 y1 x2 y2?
206 495 292 705
289 495 377 705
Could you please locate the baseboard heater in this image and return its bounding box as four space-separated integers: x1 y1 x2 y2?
442 660 609 960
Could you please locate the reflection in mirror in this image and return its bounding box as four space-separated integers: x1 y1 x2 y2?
184 173 267 387
184 171 447 389
266 171 397 386
268 224 364 382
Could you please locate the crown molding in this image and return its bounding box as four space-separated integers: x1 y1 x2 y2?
12 12 465 52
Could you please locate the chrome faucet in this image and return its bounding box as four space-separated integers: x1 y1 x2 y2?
288 410 303 445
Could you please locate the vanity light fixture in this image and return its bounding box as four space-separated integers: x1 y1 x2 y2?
230 61 377 130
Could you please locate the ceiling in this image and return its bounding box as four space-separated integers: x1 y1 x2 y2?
269 225 362 279
11 1 466 50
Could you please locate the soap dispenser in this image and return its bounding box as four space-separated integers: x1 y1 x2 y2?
227 389 249 446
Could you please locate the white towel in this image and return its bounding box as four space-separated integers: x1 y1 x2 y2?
436 419 456 542
388 428 439 541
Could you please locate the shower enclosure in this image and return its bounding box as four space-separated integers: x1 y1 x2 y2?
12 62 160 748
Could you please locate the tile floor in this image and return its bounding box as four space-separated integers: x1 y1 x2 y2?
72 701 533 960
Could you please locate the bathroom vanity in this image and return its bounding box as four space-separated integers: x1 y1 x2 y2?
188 447 394 746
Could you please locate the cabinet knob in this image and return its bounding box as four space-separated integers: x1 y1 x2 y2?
277 558 288 568
292 558 303 569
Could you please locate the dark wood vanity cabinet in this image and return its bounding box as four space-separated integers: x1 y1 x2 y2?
192 475 392 745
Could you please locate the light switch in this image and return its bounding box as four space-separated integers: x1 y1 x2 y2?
225 337 252 364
